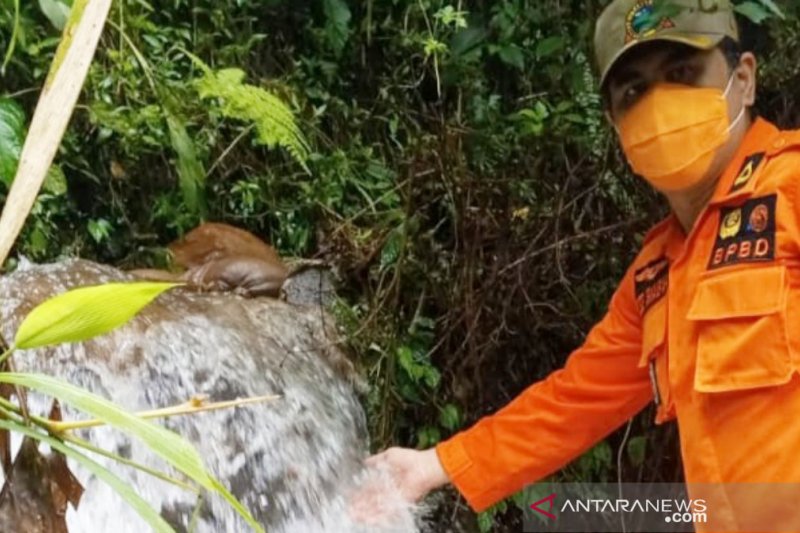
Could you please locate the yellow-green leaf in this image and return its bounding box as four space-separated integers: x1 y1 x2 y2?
13 282 178 350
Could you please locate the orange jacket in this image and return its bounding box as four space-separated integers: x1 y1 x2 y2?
436 118 800 530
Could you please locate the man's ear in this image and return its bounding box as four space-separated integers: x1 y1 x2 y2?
737 51 757 107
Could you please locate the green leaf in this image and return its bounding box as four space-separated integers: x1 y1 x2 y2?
756 0 785 19
423 37 447 58
13 282 177 349
0 419 174 533
0 98 66 194
422 364 441 388
535 36 564 58
380 226 404 270
189 55 310 170
87 218 112 244
433 6 468 29
0 98 26 188
449 27 487 59
166 113 207 217
396 345 440 390
733 1 771 23
0 373 211 486
1 0 21 74
0 373 264 533
497 44 525 70
576 440 613 477
397 346 420 381
38 0 72 31
415 425 441 448
210 479 264 533
323 0 352 56
439 403 461 431
627 435 647 467
477 512 494 533
43 165 68 195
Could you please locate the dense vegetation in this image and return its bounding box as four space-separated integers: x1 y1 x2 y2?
1 0 798 530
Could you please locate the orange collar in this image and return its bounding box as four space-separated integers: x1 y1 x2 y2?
659 118 782 262
709 117 781 206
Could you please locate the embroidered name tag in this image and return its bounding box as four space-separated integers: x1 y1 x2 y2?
634 256 669 315
708 194 777 270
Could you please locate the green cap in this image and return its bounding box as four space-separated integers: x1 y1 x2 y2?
595 0 739 87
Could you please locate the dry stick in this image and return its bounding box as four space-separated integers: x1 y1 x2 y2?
49 394 282 433
0 393 281 484
0 0 113 267
498 217 647 276
205 124 256 178
0 393 281 441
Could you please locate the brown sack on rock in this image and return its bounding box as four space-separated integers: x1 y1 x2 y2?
183 254 288 298
169 222 282 268
131 222 289 298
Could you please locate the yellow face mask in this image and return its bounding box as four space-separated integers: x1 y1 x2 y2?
617 76 745 192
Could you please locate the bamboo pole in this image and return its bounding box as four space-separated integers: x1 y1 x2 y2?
0 0 113 266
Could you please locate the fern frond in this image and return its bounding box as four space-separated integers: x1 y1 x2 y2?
191 59 310 171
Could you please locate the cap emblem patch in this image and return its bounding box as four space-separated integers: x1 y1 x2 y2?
625 0 676 43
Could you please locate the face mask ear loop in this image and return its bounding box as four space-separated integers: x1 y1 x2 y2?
722 72 737 98
727 105 746 134
722 72 747 133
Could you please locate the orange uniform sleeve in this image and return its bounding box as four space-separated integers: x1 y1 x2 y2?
435 266 653 512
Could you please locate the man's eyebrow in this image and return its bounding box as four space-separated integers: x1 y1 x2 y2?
608 45 702 89
661 45 702 67
609 68 643 89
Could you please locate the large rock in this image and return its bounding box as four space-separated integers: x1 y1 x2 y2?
0 259 416 532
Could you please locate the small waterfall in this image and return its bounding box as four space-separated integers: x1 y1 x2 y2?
0 259 423 532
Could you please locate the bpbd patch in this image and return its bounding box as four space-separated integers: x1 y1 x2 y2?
634 256 669 315
708 194 777 270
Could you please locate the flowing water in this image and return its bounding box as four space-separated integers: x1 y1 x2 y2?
0 259 424 532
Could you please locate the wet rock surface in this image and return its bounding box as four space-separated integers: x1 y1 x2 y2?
0 259 420 532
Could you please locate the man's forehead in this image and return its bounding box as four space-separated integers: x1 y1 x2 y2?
608 41 704 85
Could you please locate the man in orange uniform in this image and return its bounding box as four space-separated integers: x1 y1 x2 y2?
367 0 800 530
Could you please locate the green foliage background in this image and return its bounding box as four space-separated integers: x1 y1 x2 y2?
1 0 799 530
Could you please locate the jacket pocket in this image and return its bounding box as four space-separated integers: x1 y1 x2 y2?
687 265 793 393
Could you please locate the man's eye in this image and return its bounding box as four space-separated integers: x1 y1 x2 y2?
621 84 644 107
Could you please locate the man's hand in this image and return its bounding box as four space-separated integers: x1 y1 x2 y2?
348 447 451 527
365 447 450 502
